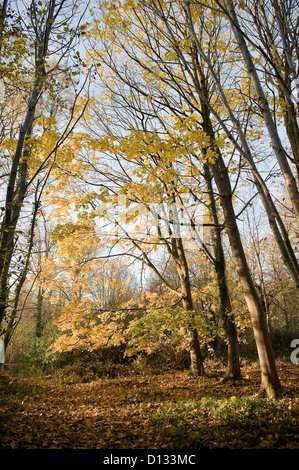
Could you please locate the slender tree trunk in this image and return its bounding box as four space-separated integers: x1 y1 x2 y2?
184 6 299 286
176 238 205 376
198 96 280 395
3 193 41 348
0 130 31 329
0 1 56 333
188 325 204 376
271 0 299 182
181 289 205 377
211 153 280 395
218 272 241 381
283 96 299 183
189 18 279 387
224 0 299 226
0 0 8 55
35 286 44 339
140 194 205 376
204 164 242 380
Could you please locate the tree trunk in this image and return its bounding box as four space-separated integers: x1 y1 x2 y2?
3 194 41 347
271 0 299 182
185 7 299 287
176 238 205 376
211 153 280 395
215 257 242 381
188 326 205 376
283 98 299 183
0 1 57 334
36 286 44 339
196 90 280 394
224 0 299 226
204 163 242 380
0 137 31 329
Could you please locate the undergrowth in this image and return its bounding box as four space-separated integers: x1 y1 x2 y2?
151 395 299 448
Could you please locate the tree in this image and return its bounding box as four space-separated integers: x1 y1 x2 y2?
183 0 281 393
203 163 241 380
84 0 281 394
0 0 90 341
218 0 299 182
97 158 206 376
217 0 299 225
38 221 139 353
81 0 242 379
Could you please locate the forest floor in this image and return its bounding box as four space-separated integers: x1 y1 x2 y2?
0 359 299 449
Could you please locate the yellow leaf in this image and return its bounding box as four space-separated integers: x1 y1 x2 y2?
106 425 114 438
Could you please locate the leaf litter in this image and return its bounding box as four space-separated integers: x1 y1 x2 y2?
0 359 298 449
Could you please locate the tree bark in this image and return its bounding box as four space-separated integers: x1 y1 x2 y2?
211 151 280 395
271 0 299 182
204 164 242 381
224 0 299 226
184 3 299 287
198 95 280 394
0 1 56 332
176 237 205 376
128 196 205 376
282 96 299 183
